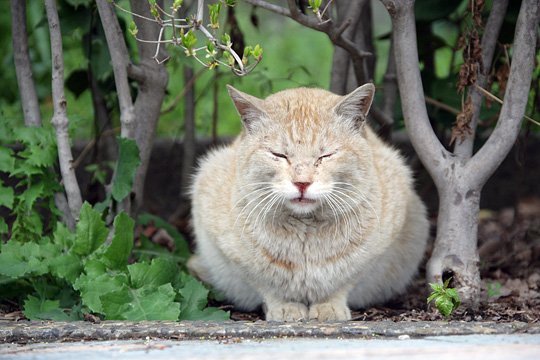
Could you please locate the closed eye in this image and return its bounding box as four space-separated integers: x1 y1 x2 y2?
271 151 288 160
315 153 334 166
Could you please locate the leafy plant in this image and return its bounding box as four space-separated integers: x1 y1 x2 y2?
0 125 228 322
0 203 229 321
427 278 461 317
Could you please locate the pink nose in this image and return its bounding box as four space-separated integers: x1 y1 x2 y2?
294 182 311 194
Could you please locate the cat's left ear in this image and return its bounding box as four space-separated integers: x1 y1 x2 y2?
227 85 267 132
334 83 375 124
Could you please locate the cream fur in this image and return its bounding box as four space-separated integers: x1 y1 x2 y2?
189 84 429 322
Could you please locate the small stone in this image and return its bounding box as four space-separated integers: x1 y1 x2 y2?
398 335 410 340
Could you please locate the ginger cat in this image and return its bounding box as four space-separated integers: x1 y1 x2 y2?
189 84 429 321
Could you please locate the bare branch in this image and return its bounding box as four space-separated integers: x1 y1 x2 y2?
44 0 83 220
10 0 41 127
453 0 509 158
96 0 136 139
244 0 372 83
243 0 291 17
380 0 448 187
466 0 539 188
329 1 366 94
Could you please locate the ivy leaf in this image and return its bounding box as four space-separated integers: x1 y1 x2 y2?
72 202 108 256
101 283 181 320
128 258 177 289
111 138 140 202
102 212 134 270
23 295 72 321
178 273 229 320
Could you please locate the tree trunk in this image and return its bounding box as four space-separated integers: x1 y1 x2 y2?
427 175 481 306
381 0 539 307
130 0 169 214
10 0 41 127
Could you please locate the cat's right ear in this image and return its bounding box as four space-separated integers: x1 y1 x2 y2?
227 85 266 132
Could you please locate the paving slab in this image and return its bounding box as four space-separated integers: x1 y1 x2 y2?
1 335 540 360
1 321 539 360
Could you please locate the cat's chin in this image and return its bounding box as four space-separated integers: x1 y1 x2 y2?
286 197 319 215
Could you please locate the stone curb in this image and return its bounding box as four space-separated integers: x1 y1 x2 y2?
1 320 538 344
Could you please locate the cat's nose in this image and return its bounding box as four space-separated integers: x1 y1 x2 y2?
294 182 312 194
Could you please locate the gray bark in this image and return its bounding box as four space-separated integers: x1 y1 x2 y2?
10 0 41 127
381 0 539 306
95 0 135 139
96 0 168 214
129 0 169 214
44 0 83 221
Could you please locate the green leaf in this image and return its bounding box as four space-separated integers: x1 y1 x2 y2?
172 0 184 12
21 182 45 209
50 253 82 283
445 288 461 306
73 260 129 313
426 292 439 304
0 240 60 279
53 222 76 250
101 283 181 320
23 295 72 321
111 138 141 202
102 212 134 269
178 273 229 320
13 127 57 169
435 295 454 317
129 21 138 37
0 182 14 209
72 202 108 256
0 147 15 173
429 282 443 292
0 218 8 235
128 258 177 289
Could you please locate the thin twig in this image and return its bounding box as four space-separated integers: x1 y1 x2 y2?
425 96 460 115
474 85 540 126
161 67 205 115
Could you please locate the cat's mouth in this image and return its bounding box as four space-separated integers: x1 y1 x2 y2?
291 197 316 204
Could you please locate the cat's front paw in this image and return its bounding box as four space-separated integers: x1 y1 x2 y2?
308 302 351 321
265 302 308 322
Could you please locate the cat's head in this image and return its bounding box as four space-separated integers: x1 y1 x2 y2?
228 84 376 217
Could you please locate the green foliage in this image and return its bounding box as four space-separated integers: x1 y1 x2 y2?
111 137 141 202
208 3 222 29
0 202 228 321
0 126 60 241
427 278 461 317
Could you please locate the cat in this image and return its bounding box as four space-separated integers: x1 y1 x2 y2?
188 83 429 321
